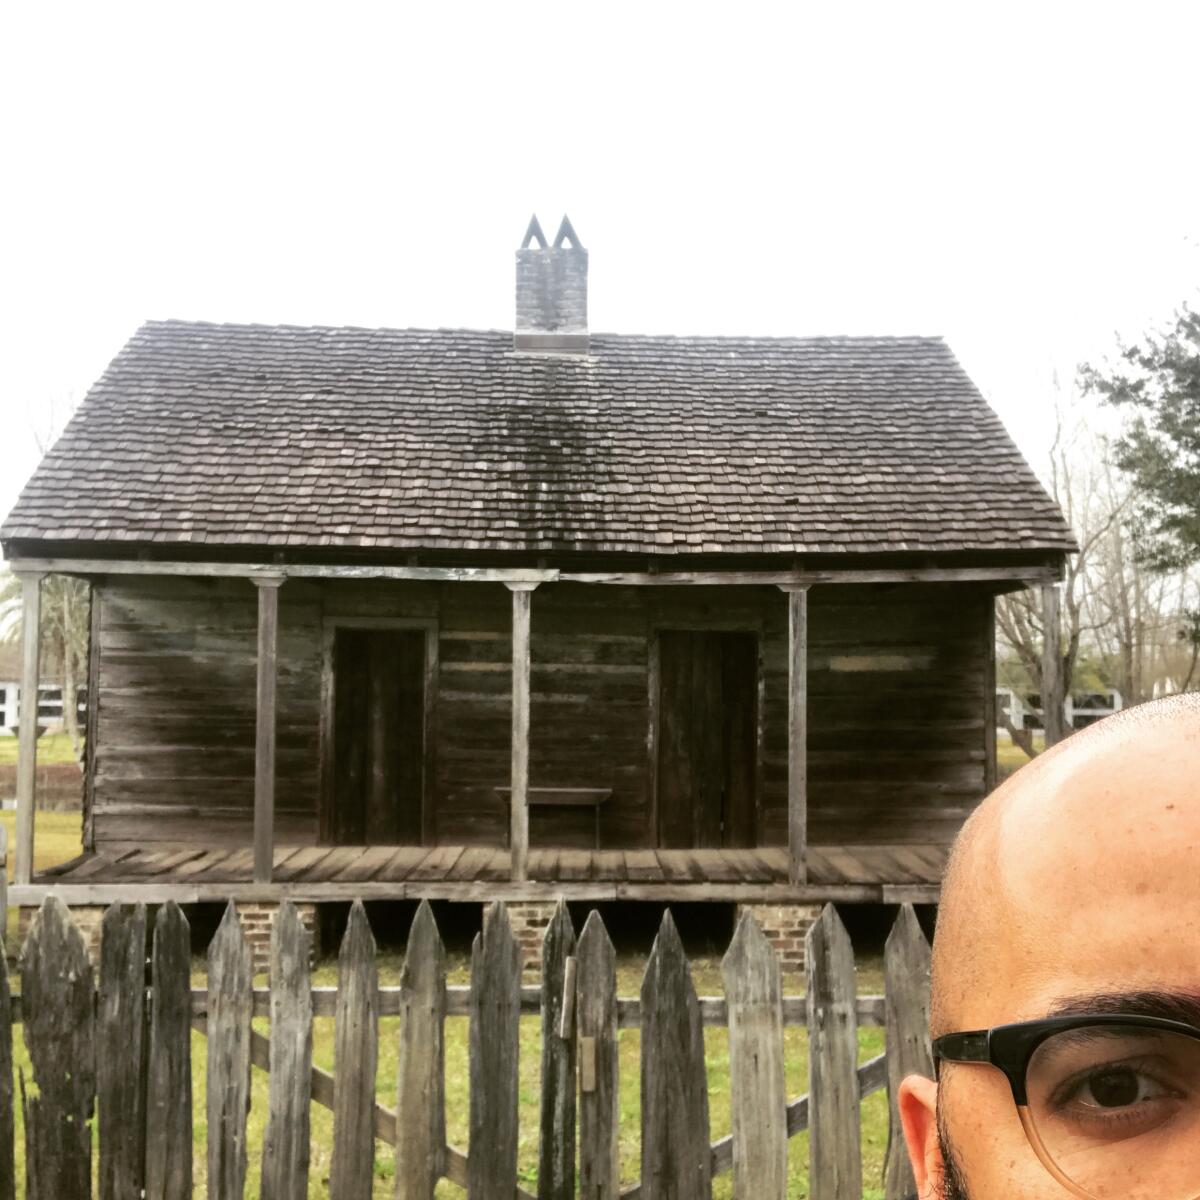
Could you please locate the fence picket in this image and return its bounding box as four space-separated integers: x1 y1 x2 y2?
0 920 13 1200
396 899 447 1200
2 892 929 1196
468 900 521 1200
145 902 192 1200
98 903 148 1200
723 911 787 1200
883 904 933 1200
641 910 711 1200
261 901 313 1200
330 900 378 1200
576 910 618 1199
538 900 577 1200
807 903 861 1200
206 901 253 1200
21 896 96 1200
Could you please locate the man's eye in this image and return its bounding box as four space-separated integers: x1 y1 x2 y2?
1071 1066 1171 1109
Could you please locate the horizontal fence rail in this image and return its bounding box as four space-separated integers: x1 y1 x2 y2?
0 895 934 1199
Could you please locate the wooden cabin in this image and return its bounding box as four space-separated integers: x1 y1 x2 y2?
0 217 1075 945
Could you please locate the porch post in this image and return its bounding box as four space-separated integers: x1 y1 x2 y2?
14 571 44 886
783 585 809 885
1040 582 1065 747
252 576 284 883
507 583 538 882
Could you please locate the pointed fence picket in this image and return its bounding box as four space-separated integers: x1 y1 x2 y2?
205 901 252 1200
0 896 935 1199
144 902 192 1200
330 899 378 1200
260 901 312 1200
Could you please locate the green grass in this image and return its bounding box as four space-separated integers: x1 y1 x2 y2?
0 732 79 765
2 809 84 947
996 733 1046 780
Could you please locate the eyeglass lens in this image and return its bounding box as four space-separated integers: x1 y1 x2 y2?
1023 1023 1200 1200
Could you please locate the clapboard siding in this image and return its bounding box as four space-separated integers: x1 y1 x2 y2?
89 577 992 853
801 584 989 846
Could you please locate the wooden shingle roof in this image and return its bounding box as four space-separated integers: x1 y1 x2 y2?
1 320 1075 558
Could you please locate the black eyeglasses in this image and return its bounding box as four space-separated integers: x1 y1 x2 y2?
934 1014 1200 1200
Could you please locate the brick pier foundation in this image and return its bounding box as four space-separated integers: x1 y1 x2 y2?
734 902 823 980
506 900 557 971
237 901 319 976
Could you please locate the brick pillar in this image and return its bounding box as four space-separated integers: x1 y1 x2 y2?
734 902 822 980
17 904 107 967
237 901 319 976
507 900 557 972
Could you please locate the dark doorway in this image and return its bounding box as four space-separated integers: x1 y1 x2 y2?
330 628 427 844
655 630 758 849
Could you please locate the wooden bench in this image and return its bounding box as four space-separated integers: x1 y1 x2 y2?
494 786 612 849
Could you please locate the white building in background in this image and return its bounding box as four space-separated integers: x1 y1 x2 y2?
996 686 1123 735
0 682 86 736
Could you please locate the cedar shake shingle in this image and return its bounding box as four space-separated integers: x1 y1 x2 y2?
0 321 1075 557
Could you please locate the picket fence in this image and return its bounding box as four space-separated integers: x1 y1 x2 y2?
0 895 934 1200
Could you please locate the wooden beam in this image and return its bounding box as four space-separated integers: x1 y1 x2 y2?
561 565 1063 586
5 556 1063 587
1041 583 1065 746
983 595 997 793
252 577 284 883
8 879 942 906
507 584 537 882
15 571 44 887
783 586 809 885
83 583 101 851
6 558 557 584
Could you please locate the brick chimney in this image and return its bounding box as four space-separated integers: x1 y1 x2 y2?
514 215 588 353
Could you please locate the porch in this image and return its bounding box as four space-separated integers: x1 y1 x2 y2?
29 841 948 904
3 557 1065 909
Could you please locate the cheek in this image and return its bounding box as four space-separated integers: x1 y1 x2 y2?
944 1073 1073 1200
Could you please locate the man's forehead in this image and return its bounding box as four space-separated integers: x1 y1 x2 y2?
935 699 1200 1028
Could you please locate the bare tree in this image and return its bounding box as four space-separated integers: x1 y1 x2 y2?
997 379 1199 762
996 388 1127 754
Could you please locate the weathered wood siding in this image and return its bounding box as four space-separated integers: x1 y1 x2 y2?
802 584 990 846
89 577 990 850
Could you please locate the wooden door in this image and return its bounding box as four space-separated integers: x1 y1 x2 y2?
330 628 427 844
656 630 758 849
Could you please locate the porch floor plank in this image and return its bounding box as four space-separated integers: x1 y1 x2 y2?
623 850 663 883
330 844 401 883
30 841 949 892
191 848 253 882
556 849 593 882
406 845 466 881
376 846 435 882
653 851 696 883
528 849 557 881
453 846 498 882
273 846 335 882
814 846 876 884
61 849 139 882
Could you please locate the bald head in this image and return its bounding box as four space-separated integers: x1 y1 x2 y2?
931 693 1200 1034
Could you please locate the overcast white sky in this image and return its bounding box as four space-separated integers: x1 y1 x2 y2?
2 1 1198 523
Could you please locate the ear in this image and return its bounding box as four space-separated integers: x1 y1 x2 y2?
899 1073 943 1199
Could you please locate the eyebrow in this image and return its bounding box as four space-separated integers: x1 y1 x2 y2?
1046 990 1200 1026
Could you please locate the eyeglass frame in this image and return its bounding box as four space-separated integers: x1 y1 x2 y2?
933 1012 1200 1199
933 1012 1200 1105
